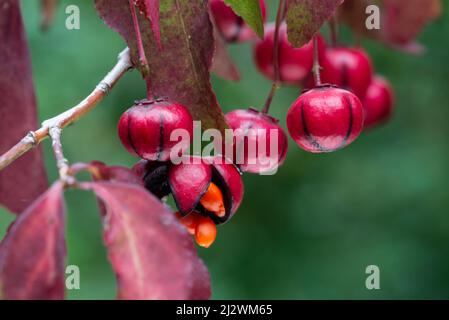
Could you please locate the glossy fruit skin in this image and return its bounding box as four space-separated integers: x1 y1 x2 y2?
168 159 213 216
287 85 364 153
254 24 326 85
118 99 193 162
210 0 267 43
306 47 373 99
363 76 394 128
225 108 288 174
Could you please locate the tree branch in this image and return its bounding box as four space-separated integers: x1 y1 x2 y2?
48 126 74 185
0 48 133 172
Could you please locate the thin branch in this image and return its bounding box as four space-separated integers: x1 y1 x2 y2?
0 48 133 172
48 126 74 185
312 35 322 86
262 0 286 114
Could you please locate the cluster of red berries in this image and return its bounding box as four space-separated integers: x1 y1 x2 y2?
254 24 394 152
118 99 246 248
211 0 394 155
116 1 396 247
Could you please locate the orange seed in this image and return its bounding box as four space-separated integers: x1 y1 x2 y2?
175 211 200 235
194 216 217 248
200 182 226 217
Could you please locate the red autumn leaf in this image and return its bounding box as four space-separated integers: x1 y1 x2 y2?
210 15 241 82
81 180 211 299
135 0 161 48
286 0 344 47
95 0 228 132
339 0 442 50
0 0 48 214
0 182 66 300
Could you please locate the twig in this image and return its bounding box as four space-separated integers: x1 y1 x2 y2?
0 48 133 172
312 35 322 86
48 126 74 185
261 0 286 114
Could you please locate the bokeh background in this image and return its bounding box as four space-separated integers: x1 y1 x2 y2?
1 0 448 299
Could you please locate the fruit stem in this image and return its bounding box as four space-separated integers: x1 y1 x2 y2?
262 0 286 114
312 34 322 86
329 15 339 47
0 48 133 172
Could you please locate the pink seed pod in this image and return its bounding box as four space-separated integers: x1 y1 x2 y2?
363 76 395 128
135 156 244 224
254 24 327 85
305 47 373 100
168 157 213 216
118 99 193 162
210 0 267 43
167 156 244 224
225 108 288 174
287 85 364 153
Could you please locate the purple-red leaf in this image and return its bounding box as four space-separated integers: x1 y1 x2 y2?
82 180 211 300
0 182 66 300
135 0 161 48
286 0 344 47
0 0 48 214
95 0 227 132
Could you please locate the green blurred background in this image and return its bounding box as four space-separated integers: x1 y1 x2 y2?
1 0 448 299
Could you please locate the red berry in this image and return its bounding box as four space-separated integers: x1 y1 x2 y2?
363 76 394 128
210 0 267 43
306 47 373 99
225 108 288 174
254 24 326 85
118 99 193 161
287 85 364 153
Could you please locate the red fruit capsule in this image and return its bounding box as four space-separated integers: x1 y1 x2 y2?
225 108 288 174
254 24 326 85
210 0 267 43
287 85 364 153
363 76 394 128
168 159 213 216
306 47 373 99
118 99 193 161
167 156 244 224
